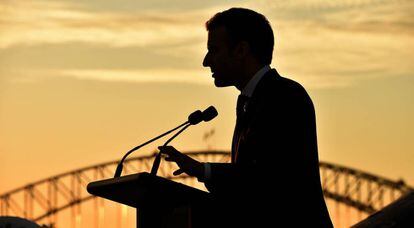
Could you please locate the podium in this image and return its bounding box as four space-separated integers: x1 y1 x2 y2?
87 172 211 228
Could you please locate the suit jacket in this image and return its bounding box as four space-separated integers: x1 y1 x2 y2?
204 69 333 227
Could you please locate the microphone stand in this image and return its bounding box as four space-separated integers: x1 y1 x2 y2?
113 122 189 178
113 107 215 178
150 106 218 176
150 124 191 176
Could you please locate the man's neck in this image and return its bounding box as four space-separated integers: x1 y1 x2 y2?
236 63 266 91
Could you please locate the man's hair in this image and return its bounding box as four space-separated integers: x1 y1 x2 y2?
205 8 274 65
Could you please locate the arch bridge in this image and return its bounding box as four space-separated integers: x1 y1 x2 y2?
1 151 412 227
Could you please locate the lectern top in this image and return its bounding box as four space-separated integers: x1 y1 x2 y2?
87 172 210 208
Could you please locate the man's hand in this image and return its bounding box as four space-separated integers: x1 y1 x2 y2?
158 146 204 179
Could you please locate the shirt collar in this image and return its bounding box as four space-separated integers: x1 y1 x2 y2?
241 65 271 97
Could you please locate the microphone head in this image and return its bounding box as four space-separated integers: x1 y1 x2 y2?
188 110 203 125
202 106 218 122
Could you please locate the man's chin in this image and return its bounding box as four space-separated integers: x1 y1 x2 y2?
214 79 232 87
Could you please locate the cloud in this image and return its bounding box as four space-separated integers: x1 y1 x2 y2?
1 0 413 89
0 67 213 86
59 68 212 85
0 42 206 70
274 19 414 78
0 0 212 48
2 0 413 48
254 0 414 34
245 0 414 88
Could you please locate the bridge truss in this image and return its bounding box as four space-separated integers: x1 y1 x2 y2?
1 151 412 227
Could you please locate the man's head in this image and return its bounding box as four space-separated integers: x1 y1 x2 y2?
202 8 274 89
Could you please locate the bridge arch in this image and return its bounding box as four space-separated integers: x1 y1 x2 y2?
1 151 412 227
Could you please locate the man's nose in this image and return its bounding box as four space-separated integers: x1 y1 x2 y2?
202 53 209 67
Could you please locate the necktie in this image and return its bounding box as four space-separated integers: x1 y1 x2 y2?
233 95 249 162
236 95 249 117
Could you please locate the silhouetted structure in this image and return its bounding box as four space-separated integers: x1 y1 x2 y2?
87 172 210 228
352 191 414 228
1 152 412 227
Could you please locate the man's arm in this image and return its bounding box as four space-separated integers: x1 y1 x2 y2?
158 146 205 179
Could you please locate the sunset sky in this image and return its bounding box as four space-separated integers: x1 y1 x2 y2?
1 0 413 193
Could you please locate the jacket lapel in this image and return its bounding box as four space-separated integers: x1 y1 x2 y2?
232 69 280 162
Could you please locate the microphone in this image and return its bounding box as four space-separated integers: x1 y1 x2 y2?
113 108 210 178
202 106 218 122
188 110 203 125
150 106 218 175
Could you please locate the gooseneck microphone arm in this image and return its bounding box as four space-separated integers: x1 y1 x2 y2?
150 106 218 176
164 124 192 146
113 109 205 178
113 106 217 178
113 121 189 178
150 124 191 175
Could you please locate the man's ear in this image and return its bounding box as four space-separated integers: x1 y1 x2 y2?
234 41 250 59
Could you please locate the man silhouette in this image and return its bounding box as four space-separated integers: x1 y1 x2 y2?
159 8 333 227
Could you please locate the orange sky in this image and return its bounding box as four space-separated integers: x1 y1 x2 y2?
1 0 414 193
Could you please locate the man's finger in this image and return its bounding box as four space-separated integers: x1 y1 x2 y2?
165 156 175 162
158 146 176 155
173 169 184 176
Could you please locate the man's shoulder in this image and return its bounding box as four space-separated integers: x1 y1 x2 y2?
256 71 314 113
262 70 309 97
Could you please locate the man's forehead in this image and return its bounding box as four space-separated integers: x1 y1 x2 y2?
207 26 230 45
